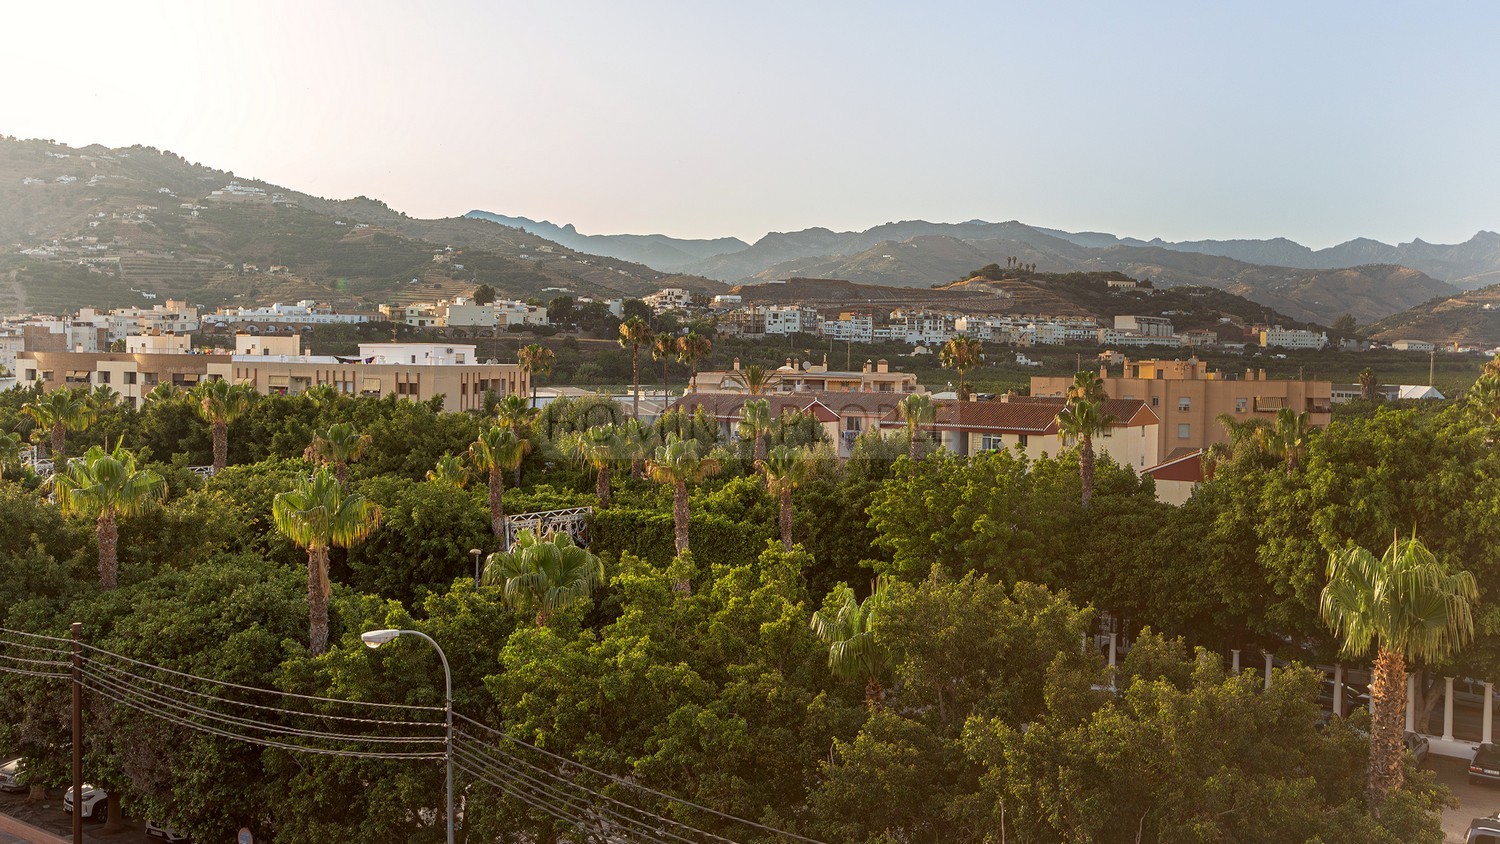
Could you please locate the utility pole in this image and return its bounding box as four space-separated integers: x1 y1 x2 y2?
71 621 82 844
1430 349 1436 387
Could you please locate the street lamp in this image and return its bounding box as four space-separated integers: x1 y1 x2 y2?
362 629 453 844
469 548 483 588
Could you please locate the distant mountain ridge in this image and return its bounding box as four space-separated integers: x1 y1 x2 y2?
465 211 747 273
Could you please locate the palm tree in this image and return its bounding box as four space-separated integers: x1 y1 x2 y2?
304 422 372 485
1358 368 1378 402
738 399 773 466
143 383 180 406
618 316 655 420
482 529 604 626
760 445 813 550
426 452 469 487
303 383 342 409
646 436 724 564
272 469 383 654
736 363 772 395
897 393 936 459
810 577 892 707
561 426 618 506
1056 397 1115 508
470 426 530 542
676 331 712 392
651 333 677 403
616 418 656 479
518 344 555 409
1320 536 1476 804
22 389 94 461
89 384 120 409
494 394 538 485
939 334 983 403
0 431 21 482
1067 370 1108 403
1271 407 1311 474
191 379 257 474
52 442 165 590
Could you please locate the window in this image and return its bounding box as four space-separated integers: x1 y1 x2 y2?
1102 425 1113 437
1235 397 1247 413
123 371 137 385
1177 423 1191 439
96 371 110 384
1177 396 1191 412
1150 396 1159 407
980 434 1005 451
1017 434 1028 448
24 369 36 381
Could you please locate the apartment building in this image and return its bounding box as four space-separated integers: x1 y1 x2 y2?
1259 326 1329 350
691 358 922 395
880 396 1160 469
1031 356 1332 456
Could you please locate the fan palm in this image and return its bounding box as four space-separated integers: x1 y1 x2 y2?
143 382 181 405
1066 370 1109 403
494 394 539 485
304 422 372 485
760 445 813 550
518 343 555 409
0 431 21 482
1056 396 1115 508
470 426 530 541
616 417 656 479
810 577 893 707
1358 368 1378 402
89 384 120 409
938 334 984 402
1320 536 1476 804
562 425 619 506
646 436 724 563
736 363 772 396
1271 407 1311 474
52 442 165 590
22 388 94 460
651 333 676 403
272 469 383 654
738 398 773 466
618 316 655 420
897 393 936 459
675 331 712 392
482 529 604 626
426 452 469 487
191 379 257 473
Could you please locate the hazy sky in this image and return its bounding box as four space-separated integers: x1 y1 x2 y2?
5 1 1499 246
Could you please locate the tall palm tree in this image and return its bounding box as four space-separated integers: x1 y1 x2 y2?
618 316 655 420
425 452 469 487
0 431 21 482
272 469 383 655
1320 536 1476 805
470 426 530 542
897 393 936 460
738 398 774 466
810 577 892 708
304 422 372 485
561 426 618 507
1056 397 1114 508
89 384 120 409
22 389 94 461
52 442 165 590
1271 407 1311 475
517 344 555 409
494 394 538 485
616 417 656 479
736 363 771 395
939 334 983 405
760 445 813 550
646 436 724 564
1358 368 1378 402
675 331 712 392
482 529 604 626
191 379 257 474
651 333 677 403
143 382 181 406
1067 370 1109 403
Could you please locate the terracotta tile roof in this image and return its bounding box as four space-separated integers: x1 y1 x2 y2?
877 397 1155 434
669 390 906 422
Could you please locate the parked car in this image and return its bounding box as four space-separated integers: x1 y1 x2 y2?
145 820 191 842
1470 744 1500 785
62 784 107 819
1405 731 1430 764
1316 677 1370 716
1467 814 1500 843
0 757 25 793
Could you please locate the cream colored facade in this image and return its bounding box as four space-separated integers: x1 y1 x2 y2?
694 358 922 396
125 333 192 354
968 420 1159 470
1031 357 1332 457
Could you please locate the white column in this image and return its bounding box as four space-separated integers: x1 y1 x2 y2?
1333 664 1343 716
1485 682 1494 745
1231 649 1240 674
1443 677 1456 742
1263 652 1274 690
1406 674 1416 733
1107 633 1118 668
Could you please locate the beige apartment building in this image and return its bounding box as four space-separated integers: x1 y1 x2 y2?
692 357 922 395
1031 356 1332 457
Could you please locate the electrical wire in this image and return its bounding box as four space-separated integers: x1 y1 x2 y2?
452 752 673 844
79 666 444 747
0 664 71 680
450 734 726 844
0 636 73 656
0 651 71 669
0 626 71 645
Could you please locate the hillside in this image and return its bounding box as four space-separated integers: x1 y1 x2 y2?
1365 283 1500 346
464 211 746 272
0 137 723 314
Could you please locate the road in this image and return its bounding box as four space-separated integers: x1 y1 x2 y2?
1429 754 1500 842
0 790 151 844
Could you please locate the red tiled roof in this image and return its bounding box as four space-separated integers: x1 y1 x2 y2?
877 397 1155 434
1144 448 1205 483
669 390 905 422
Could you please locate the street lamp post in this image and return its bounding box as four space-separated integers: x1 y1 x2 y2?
363 629 453 844
469 548 483 588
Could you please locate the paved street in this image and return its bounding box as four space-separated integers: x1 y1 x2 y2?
1429 754 1500 842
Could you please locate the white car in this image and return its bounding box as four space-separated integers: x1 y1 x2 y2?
62 784 107 819
145 820 191 842
0 758 25 793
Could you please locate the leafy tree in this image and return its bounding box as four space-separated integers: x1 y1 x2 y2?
1321 536 1476 804
481 529 604 626
1332 313 1359 337
897 393 936 460
938 334 983 401
52 442 165 590
546 295 575 326
23 388 94 460
646 436 724 564
738 398 773 465
676 331 712 391
0 431 21 481
760 445 813 550
1056 395 1114 508
469 426 529 540
618 315 654 420
303 422 371 485
191 379 257 473
810 577 891 706
560 425 617 506
517 343 554 409
271 468 382 654
471 283 497 305
1271 407 1312 474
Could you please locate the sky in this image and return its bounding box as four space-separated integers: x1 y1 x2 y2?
5 0 1499 247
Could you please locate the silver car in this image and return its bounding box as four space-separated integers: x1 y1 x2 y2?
0 758 24 793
